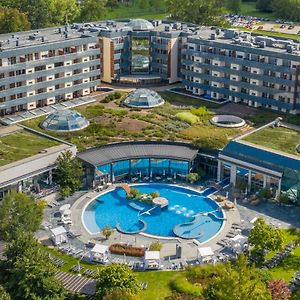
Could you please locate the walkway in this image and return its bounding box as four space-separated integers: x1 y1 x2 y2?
55 271 96 294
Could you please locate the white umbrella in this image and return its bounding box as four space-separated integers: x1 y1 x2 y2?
163 169 166 177
139 170 142 179
150 170 153 178
112 173 115 183
59 204 71 212
226 191 229 199
173 172 176 179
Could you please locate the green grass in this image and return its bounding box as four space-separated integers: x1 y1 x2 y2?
240 1 275 19
104 5 167 20
0 130 60 167
159 91 220 109
137 271 183 300
242 126 300 155
236 27 300 40
175 112 200 125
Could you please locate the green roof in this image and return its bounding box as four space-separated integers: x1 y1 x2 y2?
0 130 60 167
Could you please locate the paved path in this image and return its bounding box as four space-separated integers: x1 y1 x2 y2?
55 271 96 294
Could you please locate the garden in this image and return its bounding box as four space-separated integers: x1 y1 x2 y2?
22 91 244 151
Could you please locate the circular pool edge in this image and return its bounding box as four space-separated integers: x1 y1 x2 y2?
80 183 227 244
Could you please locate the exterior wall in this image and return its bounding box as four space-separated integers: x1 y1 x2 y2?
0 36 101 116
100 37 113 83
181 38 300 114
169 37 180 83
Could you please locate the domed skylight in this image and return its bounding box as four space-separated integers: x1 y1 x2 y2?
123 89 164 108
127 19 154 31
40 109 89 132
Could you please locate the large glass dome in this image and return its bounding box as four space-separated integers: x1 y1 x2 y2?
123 89 165 108
127 19 154 31
40 109 89 132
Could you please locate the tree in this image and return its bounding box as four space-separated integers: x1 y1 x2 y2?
95 263 141 299
0 286 11 300
248 218 285 258
79 0 107 22
139 0 149 9
4 232 65 300
256 0 273 12
149 241 163 251
272 0 300 22
203 255 272 300
268 279 291 300
0 7 30 34
186 172 199 183
53 150 83 198
10 0 52 29
103 289 140 300
102 226 114 240
0 191 44 241
166 0 227 26
225 0 241 14
48 0 80 25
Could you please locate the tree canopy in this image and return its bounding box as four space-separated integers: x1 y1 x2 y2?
248 217 285 256
166 0 226 26
0 7 30 33
95 263 141 299
0 286 11 300
203 255 272 300
79 0 107 22
53 150 83 197
4 232 65 300
0 191 45 241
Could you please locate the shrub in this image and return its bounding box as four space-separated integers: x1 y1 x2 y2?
149 241 163 251
171 277 203 297
101 91 123 103
186 173 199 183
175 112 199 125
102 226 114 240
268 279 291 300
190 106 211 117
150 191 160 198
109 244 145 257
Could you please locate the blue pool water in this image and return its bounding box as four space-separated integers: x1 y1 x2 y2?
83 184 224 243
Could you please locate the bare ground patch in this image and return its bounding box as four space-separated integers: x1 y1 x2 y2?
117 118 151 132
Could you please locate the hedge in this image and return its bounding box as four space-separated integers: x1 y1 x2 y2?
109 244 145 257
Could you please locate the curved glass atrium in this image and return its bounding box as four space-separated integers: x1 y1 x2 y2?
40 109 89 132
123 89 165 108
127 19 154 31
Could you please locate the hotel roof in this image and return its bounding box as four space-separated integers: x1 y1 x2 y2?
77 141 198 166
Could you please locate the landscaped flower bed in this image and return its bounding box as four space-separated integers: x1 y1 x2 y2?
109 244 145 257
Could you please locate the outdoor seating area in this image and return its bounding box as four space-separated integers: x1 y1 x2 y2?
263 242 298 269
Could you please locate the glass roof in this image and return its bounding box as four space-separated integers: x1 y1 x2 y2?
40 109 89 132
127 19 154 31
123 89 165 108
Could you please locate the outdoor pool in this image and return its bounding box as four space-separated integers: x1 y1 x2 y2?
82 184 225 243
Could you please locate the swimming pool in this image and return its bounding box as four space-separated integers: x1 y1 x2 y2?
82 184 225 243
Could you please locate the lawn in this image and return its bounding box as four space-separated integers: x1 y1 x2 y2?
242 126 300 155
0 129 60 167
104 4 167 20
175 111 200 125
237 27 300 41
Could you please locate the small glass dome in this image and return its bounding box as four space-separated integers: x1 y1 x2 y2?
40 109 89 132
127 19 154 31
123 89 164 108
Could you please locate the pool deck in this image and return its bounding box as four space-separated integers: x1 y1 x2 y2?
68 184 240 259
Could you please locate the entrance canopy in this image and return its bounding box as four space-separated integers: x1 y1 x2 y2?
197 246 214 258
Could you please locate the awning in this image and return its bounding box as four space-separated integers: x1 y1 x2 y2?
91 244 109 254
197 247 214 257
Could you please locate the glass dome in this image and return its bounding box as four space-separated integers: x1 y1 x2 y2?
40 109 89 132
123 89 165 108
127 19 154 31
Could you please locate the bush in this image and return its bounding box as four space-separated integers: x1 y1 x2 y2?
109 244 145 257
149 241 163 251
171 277 203 297
190 106 211 117
101 91 123 103
268 279 291 300
150 191 160 198
175 112 199 125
